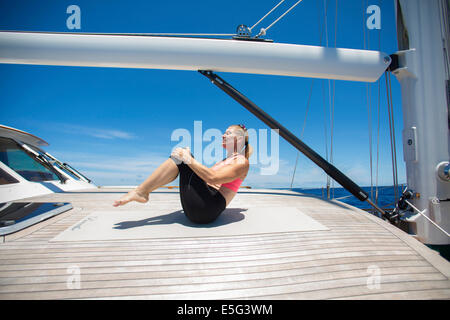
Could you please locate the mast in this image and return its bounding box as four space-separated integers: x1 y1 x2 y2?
392 0 450 244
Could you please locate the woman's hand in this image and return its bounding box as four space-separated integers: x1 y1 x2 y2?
171 147 192 164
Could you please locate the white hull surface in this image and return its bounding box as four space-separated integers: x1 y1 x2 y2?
0 31 390 82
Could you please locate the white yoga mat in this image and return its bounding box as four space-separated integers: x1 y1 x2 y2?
51 207 329 242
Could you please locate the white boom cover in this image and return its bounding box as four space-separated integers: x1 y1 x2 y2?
0 31 390 82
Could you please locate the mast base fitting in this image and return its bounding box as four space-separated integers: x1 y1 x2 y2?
384 189 416 225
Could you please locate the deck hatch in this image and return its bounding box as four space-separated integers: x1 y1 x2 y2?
0 202 73 235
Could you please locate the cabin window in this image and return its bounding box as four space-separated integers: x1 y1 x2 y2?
48 160 81 180
0 167 19 185
27 146 81 181
0 137 59 182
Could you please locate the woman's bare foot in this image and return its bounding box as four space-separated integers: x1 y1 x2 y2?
113 189 149 207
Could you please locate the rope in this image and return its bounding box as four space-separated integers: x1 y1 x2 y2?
250 0 285 31
404 200 450 238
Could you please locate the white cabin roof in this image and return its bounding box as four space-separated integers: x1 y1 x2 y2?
0 124 49 147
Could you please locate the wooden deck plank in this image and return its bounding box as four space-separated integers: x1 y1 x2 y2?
0 236 401 256
0 247 417 271
0 240 408 261
0 252 421 274
1 276 448 300
335 289 450 300
241 281 450 300
0 255 426 279
1 230 395 246
0 266 444 295
0 262 434 286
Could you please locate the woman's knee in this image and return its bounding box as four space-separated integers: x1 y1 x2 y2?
169 155 183 166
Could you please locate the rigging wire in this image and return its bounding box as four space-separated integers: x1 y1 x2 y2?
375 76 381 205
363 0 375 213
404 200 450 238
321 79 330 196
250 0 285 32
321 0 338 200
333 185 394 200
375 0 383 207
330 0 338 199
255 0 305 37
389 71 399 202
289 0 328 189
289 79 315 189
63 32 238 37
385 70 399 204
323 0 331 199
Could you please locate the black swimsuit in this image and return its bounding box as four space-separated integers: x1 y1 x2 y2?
170 155 226 224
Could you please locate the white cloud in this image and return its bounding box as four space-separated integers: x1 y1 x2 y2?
52 123 136 140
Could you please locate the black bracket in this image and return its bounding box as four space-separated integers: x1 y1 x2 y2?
198 70 389 218
387 53 400 72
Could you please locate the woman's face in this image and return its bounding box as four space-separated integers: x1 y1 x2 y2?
222 127 243 149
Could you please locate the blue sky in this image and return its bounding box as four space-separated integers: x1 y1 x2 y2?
0 0 405 189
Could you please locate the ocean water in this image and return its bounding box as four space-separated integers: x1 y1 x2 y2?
281 185 405 211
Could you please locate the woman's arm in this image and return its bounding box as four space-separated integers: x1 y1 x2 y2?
188 157 248 184
172 147 248 184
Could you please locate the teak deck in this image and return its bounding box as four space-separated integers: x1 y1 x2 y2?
1 188 449 300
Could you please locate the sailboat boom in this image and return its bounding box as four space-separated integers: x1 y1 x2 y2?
0 31 391 82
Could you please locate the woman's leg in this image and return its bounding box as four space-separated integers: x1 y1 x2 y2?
174 160 226 224
113 158 179 207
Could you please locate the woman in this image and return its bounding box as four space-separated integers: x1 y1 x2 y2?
113 124 253 224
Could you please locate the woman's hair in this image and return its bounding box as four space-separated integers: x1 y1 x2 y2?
231 124 253 159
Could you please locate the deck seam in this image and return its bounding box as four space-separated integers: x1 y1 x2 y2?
237 280 450 300
1 272 447 299
342 204 450 279
0 264 436 286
